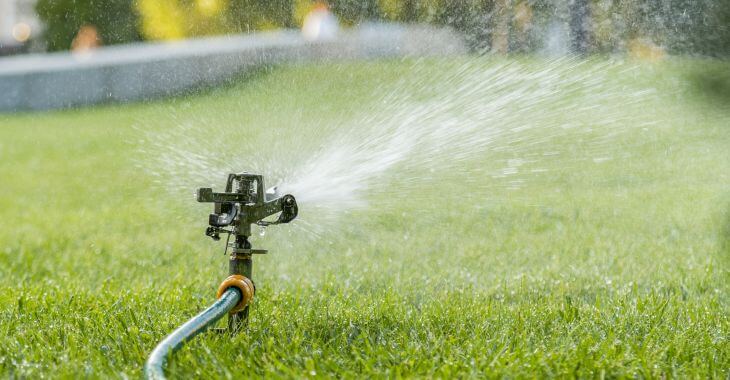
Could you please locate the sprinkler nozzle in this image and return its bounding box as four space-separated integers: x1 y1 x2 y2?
197 172 298 239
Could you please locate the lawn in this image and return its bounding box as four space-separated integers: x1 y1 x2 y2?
0 57 728 378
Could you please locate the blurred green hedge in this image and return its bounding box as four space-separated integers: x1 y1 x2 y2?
36 0 141 51
35 0 729 57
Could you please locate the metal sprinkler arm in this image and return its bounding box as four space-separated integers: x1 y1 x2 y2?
196 173 298 237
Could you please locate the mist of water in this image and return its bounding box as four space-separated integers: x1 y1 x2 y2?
136 57 656 240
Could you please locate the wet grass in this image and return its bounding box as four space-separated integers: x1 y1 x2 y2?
0 57 728 378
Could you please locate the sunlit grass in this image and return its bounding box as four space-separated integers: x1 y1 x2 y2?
0 57 728 378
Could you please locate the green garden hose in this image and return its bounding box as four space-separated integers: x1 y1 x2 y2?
145 288 241 380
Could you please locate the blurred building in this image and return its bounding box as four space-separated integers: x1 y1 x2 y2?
0 0 40 55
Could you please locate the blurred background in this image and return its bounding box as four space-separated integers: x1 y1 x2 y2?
1 0 728 58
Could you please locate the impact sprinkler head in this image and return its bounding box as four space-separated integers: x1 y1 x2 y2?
146 174 299 377
197 172 298 253
196 172 298 331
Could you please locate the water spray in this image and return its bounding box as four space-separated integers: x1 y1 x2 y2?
145 172 297 379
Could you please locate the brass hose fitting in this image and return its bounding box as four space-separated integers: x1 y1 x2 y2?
216 275 254 313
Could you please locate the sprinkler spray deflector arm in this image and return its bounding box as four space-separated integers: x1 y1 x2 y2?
196 173 298 238
197 188 297 224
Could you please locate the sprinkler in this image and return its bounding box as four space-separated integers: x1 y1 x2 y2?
198 172 298 329
145 172 297 379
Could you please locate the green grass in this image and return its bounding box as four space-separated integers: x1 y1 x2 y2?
0 57 728 378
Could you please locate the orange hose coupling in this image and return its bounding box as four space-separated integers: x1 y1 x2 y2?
217 275 255 313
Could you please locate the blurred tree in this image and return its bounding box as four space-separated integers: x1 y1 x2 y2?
136 0 234 40
136 0 186 40
664 0 730 57
588 0 730 57
435 0 493 51
36 0 141 51
135 0 295 40
374 0 495 51
492 0 509 53
35 0 729 56
512 0 534 52
590 0 617 54
329 0 381 26
228 0 295 32
568 0 590 53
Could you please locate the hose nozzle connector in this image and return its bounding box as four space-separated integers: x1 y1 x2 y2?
217 275 254 313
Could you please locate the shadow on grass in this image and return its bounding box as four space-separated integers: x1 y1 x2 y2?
686 64 730 112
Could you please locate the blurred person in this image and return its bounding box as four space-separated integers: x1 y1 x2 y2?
71 24 101 53
301 2 339 42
